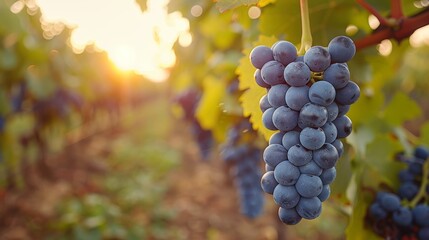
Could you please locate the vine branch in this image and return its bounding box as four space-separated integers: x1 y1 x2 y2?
390 0 404 20
356 0 390 26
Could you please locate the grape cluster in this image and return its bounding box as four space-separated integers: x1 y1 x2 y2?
250 36 359 224
221 120 265 218
368 146 429 239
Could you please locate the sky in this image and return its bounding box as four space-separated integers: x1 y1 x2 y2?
34 0 191 81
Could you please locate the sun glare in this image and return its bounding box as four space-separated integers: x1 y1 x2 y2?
34 0 190 82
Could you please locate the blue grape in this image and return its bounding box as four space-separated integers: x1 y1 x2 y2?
320 167 336 185
379 193 401 212
398 182 419 200
337 104 350 117
408 161 423 175
414 146 429 160
250 45 274 69
274 160 300 186
304 46 331 72
419 227 429 240
299 127 326 150
323 63 350 89
299 160 322 176
295 174 323 198
262 107 277 130
392 207 413 227
269 131 285 145
326 102 339 122
285 86 310 111
288 144 312 167
309 81 336 106
261 60 286 86
398 169 415 183
313 143 339 169
282 131 300 150
296 197 322 220
272 106 299 131
263 144 288 167
335 81 360 105
333 115 352 138
328 36 356 63
331 139 344 157
272 40 297 66
369 202 387 220
259 94 271 112
278 207 302 225
255 69 271 88
318 184 331 202
321 122 337 143
298 103 328 128
283 61 311 87
267 84 289 108
261 171 278 195
413 204 429 227
265 164 274 172
273 184 300 208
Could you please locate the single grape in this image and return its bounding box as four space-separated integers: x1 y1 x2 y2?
328 36 356 63
278 207 302 225
408 161 423 175
261 171 278 195
414 146 429 160
296 197 322 220
259 94 271 112
313 143 339 169
267 84 289 108
255 69 271 88
272 106 299 131
269 131 285 145
299 160 323 176
299 127 326 150
333 115 352 138
326 102 339 122
398 169 415 183
274 160 300 186
263 144 288 167
250 45 274 69
284 61 311 87
331 139 344 157
369 202 387 220
285 86 310 111
318 184 331 202
304 46 331 72
335 81 360 105
298 103 328 128
321 122 337 143
262 107 277 130
282 131 300 150
273 184 300 209
323 63 350 89
272 40 298 66
295 174 323 198
379 193 401 212
337 104 350 117
261 60 286 86
413 204 429 227
392 207 413 227
320 167 336 185
398 182 419 200
309 81 336 106
288 144 313 167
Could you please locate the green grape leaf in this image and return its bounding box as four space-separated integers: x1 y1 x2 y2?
347 92 384 127
382 92 421 126
237 35 277 141
216 0 258 13
195 75 226 131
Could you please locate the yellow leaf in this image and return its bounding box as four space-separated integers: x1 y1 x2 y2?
257 0 276 8
196 76 226 130
236 35 278 141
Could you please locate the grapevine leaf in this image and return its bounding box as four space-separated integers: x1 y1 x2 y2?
237 35 277 141
216 0 258 13
257 0 276 8
347 92 384 127
382 92 421 126
330 148 352 201
347 126 374 158
195 75 226 130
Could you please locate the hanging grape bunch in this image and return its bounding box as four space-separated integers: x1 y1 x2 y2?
251 36 360 224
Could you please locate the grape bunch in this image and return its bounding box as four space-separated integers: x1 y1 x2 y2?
250 36 359 224
221 120 265 218
368 146 429 239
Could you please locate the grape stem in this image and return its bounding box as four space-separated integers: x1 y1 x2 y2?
409 158 429 207
298 0 312 55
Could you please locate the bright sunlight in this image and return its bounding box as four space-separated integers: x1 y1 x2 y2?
34 0 191 81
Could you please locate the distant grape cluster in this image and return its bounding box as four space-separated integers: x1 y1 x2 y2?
250 36 359 224
368 146 429 239
221 120 265 218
